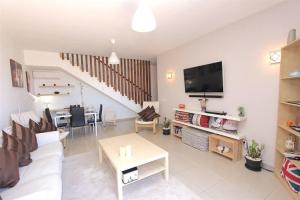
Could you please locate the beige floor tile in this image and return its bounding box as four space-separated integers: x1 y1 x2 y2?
64 120 292 200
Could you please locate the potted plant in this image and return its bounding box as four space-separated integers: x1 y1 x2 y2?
162 117 171 135
245 140 264 171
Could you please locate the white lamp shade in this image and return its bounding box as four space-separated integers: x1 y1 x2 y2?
108 52 120 65
131 2 156 32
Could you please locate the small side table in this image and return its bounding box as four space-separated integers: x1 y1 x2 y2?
209 134 242 161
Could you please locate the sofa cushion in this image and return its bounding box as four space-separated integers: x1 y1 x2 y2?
29 118 41 134
31 142 63 161
18 155 62 185
12 121 38 152
2 132 32 167
40 118 57 133
1 174 62 200
0 148 19 188
138 106 150 118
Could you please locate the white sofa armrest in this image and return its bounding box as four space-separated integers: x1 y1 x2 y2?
36 131 60 147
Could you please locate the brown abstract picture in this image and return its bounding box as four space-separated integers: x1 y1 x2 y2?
10 59 24 88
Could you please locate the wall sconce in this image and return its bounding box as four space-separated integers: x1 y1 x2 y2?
167 72 174 79
269 50 281 64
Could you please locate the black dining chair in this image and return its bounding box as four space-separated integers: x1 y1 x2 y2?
87 104 103 127
70 106 86 137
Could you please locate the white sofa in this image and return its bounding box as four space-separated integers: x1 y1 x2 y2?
0 111 64 200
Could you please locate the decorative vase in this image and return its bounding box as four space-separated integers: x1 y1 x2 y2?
199 98 207 112
285 138 295 152
287 29 296 44
245 156 262 171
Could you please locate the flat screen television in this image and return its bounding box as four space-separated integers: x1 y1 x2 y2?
184 61 223 93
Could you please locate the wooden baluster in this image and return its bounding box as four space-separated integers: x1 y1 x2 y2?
90 55 93 77
71 54 74 66
127 59 131 100
66 53 69 60
137 60 140 104
76 54 79 66
124 59 127 97
80 55 84 71
85 55 88 72
113 64 116 90
61 53 64 60
140 60 143 104
148 61 151 100
134 59 138 104
145 61 149 100
130 59 134 101
143 60 146 101
106 57 110 87
141 60 144 104
98 56 101 82
120 59 124 96
94 56 97 79
117 64 119 91
102 57 106 83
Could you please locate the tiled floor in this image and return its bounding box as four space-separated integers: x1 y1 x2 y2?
64 120 291 200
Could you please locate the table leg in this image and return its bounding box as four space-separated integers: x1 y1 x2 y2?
164 155 169 181
98 144 103 164
116 170 123 200
54 117 58 127
94 113 98 136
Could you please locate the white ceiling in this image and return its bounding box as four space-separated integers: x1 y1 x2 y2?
0 0 287 62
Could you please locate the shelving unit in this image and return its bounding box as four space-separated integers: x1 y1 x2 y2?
37 93 70 97
209 134 242 161
173 108 246 121
39 84 74 88
172 108 245 140
275 38 300 200
172 119 244 140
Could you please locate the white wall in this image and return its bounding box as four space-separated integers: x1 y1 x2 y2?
0 26 33 129
157 0 300 168
32 69 137 120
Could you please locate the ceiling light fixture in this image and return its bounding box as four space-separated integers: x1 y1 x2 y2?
131 1 156 32
108 39 120 65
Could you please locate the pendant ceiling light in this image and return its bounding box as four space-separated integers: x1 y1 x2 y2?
131 1 156 32
108 39 120 65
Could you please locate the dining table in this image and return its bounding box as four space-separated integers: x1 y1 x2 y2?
54 109 98 136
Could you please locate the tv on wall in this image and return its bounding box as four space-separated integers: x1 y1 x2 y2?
184 61 223 93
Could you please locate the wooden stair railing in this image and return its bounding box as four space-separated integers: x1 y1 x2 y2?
60 53 151 106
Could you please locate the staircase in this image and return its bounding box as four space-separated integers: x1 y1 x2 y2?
23 50 151 112
60 52 152 106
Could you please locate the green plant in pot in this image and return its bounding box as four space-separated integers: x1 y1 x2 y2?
162 117 171 135
245 140 264 171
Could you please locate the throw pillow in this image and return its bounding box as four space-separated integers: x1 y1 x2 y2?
29 118 41 133
40 118 57 133
138 106 150 118
142 106 160 121
0 148 20 187
200 115 210 128
281 158 300 192
12 121 38 152
2 131 32 167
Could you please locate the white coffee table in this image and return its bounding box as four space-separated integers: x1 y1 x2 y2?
98 134 169 200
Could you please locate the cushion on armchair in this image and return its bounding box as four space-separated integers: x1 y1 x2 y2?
139 106 160 122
